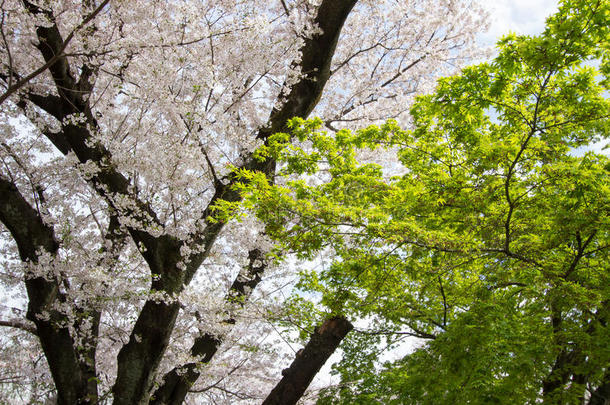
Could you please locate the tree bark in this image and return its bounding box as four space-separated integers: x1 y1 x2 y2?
262 316 353 405
15 1 359 403
17 4 197 402
150 248 266 405
0 176 97 404
151 1 358 402
258 0 358 140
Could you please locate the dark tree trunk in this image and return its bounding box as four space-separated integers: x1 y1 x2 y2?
0 176 97 404
259 0 358 139
150 249 265 405
13 0 360 404
262 317 353 405
151 1 358 402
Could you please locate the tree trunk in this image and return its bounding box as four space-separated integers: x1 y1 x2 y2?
262 317 353 405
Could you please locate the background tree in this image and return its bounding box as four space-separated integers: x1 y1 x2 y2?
0 0 487 403
232 0 610 402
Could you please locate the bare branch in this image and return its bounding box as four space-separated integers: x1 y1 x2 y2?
0 318 37 334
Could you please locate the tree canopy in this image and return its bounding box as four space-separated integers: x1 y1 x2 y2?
229 0 610 403
0 0 489 403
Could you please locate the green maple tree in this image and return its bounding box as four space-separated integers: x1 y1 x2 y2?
215 0 610 402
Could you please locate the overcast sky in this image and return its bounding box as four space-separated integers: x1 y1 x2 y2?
479 0 560 47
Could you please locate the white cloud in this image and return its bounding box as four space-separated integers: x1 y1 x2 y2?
479 0 559 47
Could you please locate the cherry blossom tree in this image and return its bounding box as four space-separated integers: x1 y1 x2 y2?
0 0 487 403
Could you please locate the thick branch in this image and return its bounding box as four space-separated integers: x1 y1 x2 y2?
262 316 353 405
15 9 191 400
187 0 360 254
257 0 359 139
0 318 36 334
13 41 183 405
18 1 164 254
152 4 360 400
0 0 110 105
542 347 582 404
0 175 96 404
151 248 268 405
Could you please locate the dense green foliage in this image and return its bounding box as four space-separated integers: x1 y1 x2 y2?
216 0 610 403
